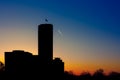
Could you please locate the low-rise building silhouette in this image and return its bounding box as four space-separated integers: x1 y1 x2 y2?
5 23 64 80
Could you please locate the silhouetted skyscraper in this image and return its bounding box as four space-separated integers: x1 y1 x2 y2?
38 24 53 63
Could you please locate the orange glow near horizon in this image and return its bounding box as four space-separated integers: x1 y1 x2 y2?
0 27 120 76
0 57 4 63
2 50 120 75
0 50 120 75
64 62 120 75
0 39 120 76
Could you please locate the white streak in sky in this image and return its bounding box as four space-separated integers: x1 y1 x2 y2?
58 30 63 36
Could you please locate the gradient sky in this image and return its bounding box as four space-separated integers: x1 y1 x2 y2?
0 0 120 75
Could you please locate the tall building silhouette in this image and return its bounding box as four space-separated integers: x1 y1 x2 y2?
38 24 53 63
5 23 64 80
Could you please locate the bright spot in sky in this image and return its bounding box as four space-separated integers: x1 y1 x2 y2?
58 30 63 36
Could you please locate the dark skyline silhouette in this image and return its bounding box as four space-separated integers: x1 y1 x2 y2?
0 23 119 80
4 23 64 80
